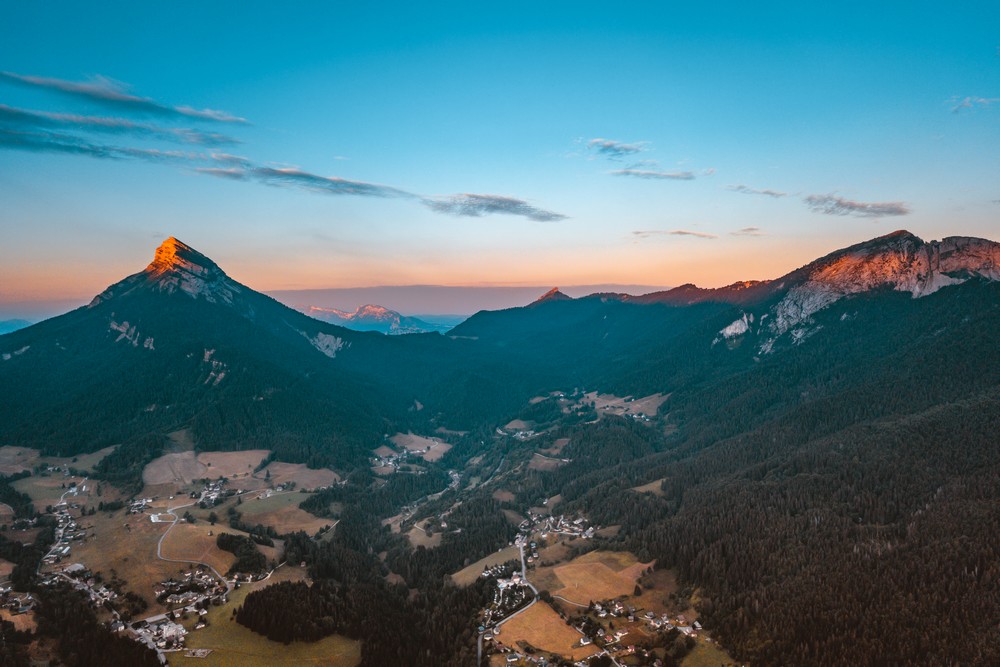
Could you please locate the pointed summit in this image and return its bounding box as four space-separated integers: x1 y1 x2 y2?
146 237 219 277
89 236 242 306
531 287 572 305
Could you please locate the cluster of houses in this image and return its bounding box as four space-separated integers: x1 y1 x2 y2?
128 497 155 515
481 569 532 628
40 505 85 565
131 616 190 652
369 446 421 471
0 587 34 615
520 513 594 542
194 478 228 506
154 569 226 608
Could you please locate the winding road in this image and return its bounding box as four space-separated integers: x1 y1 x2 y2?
154 494 232 592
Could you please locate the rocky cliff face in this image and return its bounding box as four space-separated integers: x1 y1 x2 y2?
710 231 1000 353
90 237 244 307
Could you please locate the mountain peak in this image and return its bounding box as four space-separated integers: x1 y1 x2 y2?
147 237 219 277
532 287 572 305
89 236 241 307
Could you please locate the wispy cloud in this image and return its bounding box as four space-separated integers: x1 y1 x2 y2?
0 71 246 123
0 70 565 222
194 167 247 180
730 226 765 236
0 127 213 163
950 96 1000 113
587 138 646 159
0 104 239 146
252 167 412 198
423 193 566 221
197 164 412 198
633 229 717 239
727 184 786 198
611 168 695 180
804 194 910 218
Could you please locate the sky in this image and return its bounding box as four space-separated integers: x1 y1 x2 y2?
1 1 998 319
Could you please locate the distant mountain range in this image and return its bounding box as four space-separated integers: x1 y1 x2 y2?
302 304 459 335
268 283 671 317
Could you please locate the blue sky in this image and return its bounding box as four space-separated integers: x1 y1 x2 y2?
1 1 998 316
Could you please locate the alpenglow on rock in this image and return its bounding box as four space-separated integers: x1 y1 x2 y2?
766 231 1000 340
90 237 243 306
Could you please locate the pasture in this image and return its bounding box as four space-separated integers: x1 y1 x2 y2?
528 453 564 472
0 445 117 475
450 545 520 586
389 432 452 462
168 566 360 667
237 492 334 535
496 601 597 660
543 551 654 605
631 478 667 496
142 450 272 491
406 525 442 548
260 462 338 489
159 522 237 576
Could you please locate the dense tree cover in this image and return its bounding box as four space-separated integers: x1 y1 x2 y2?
93 434 164 494
216 533 267 575
386 496 517 588
0 472 35 519
33 584 161 667
237 575 492 666
299 466 451 519
0 519 54 591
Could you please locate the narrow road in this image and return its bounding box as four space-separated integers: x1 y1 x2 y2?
154 495 232 592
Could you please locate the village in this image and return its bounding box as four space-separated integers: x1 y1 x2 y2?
473 505 721 667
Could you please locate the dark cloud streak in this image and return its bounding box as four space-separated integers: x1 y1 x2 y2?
804 194 910 217
0 104 239 146
587 138 646 159
423 194 566 221
611 168 695 181
727 184 786 198
633 229 717 239
0 71 246 123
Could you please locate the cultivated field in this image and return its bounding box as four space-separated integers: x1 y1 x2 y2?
64 510 187 615
539 437 570 456
683 639 737 667
12 474 93 512
576 391 669 417
0 445 117 475
450 545 520 586
406 525 442 548
159 522 237 576
0 608 37 632
0 558 14 579
631 478 666 496
142 452 209 487
0 446 37 474
545 551 654 605
528 453 565 471
199 451 272 478
491 489 516 503
389 432 452 462
168 566 360 667
142 450 272 490
260 462 339 489
497 601 597 660
237 492 334 535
